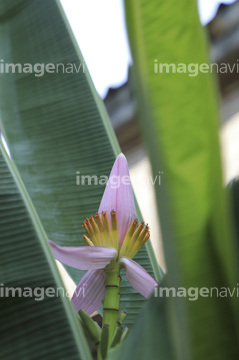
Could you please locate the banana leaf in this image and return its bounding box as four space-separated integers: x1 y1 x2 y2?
0 0 161 330
0 144 93 360
123 0 239 358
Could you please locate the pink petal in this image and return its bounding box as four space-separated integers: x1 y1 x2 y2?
49 240 117 270
98 154 136 247
119 257 158 298
71 269 106 314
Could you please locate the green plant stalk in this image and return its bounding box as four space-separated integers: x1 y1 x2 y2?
96 343 102 360
102 260 121 348
111 327 123 348
121 327 130 342
100 325 110 360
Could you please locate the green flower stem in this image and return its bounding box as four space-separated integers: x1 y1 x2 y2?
102 259 121 348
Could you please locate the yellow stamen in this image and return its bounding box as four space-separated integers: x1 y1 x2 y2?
83 234 94 246
95 213 107 246
83 220 98 245
125 222 144 253
102 211 113 247
111 210 118 251
89 215 102 246
119 219 138 257
127 227 150 259
82 211 150 259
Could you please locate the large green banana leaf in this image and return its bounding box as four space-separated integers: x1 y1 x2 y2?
122 0 239 359
0 0 160 329
0 145 92 360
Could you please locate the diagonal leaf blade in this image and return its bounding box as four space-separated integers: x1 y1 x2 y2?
0 142 93 360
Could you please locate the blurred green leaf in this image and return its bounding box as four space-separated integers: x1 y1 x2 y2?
0 0 160 328
228 178 239 244
125 0 239 358
0 144 92 360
